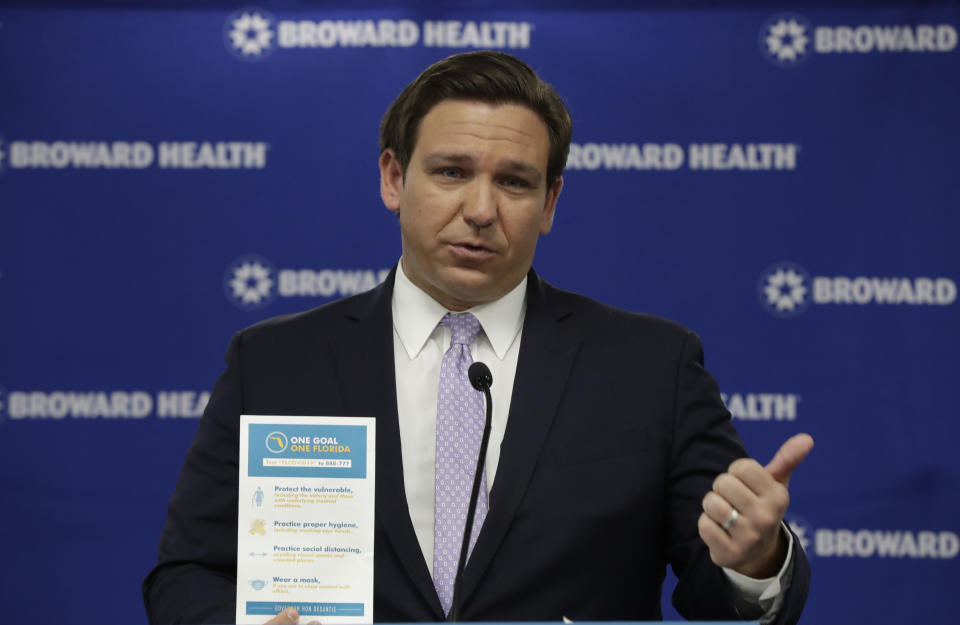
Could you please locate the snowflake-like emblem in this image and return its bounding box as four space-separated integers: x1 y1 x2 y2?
758 262 812 317
227 11 274 57
766 19 808 61
230 261 273 305
765 268 808 312
224 255 276 309
760 14 813 66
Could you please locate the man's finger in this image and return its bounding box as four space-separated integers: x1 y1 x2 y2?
698 511 738 566
711 471 757 515
764 433 814 486
726 457 775 498
264 607 300 625
702 490 740 531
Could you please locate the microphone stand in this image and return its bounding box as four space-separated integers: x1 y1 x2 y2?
449 363 493 622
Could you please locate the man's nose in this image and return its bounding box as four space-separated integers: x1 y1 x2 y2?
461 179 497 228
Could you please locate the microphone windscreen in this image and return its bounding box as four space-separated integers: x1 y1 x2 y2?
468 362 493 391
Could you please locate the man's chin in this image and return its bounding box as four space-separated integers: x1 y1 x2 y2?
430 269 505 310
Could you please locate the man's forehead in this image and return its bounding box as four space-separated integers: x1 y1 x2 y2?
419 98 547 131
424 97 543 120
413 100 549 168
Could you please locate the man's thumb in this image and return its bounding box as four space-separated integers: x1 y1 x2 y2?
765 433 814 486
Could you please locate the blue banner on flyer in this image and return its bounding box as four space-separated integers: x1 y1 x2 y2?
248 423 367 479
245 602 364 617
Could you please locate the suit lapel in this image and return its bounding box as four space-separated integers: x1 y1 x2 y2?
460 270 583 603
331 267 443 616
332 268 582 615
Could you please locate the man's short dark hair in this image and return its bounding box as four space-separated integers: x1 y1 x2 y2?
379 50 572 189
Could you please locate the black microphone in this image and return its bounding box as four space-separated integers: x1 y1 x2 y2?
468 361 493 392
449 362 493 622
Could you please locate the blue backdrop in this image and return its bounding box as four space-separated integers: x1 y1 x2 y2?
1 1 958 623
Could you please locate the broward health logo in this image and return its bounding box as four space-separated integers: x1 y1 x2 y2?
761 14 812 66
224 8 276 60
787 514 959 559
761 14 957 65
223 256 392 310
225 255 276 309
758 262 811 317
221 7 531 59
759 261 957 317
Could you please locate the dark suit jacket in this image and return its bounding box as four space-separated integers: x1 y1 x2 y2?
143 268 809 624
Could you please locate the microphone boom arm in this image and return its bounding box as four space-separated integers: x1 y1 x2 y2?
450 363 494 622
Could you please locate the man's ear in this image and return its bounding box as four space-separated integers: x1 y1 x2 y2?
380 149 403 212
539 176 563 234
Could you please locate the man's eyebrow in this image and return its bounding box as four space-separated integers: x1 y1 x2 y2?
421 153 543 179
501 160 543 181
422 153 475 167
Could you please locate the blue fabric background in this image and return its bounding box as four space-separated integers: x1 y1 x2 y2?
1 2 957 623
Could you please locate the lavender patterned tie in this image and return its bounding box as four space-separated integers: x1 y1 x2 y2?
433 312 489 615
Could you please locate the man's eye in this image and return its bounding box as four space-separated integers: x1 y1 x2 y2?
438 167 461 179
502 176 530 188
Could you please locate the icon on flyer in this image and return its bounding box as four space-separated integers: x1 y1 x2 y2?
265 430 288 453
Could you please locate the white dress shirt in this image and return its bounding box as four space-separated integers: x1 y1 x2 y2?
392 261 525 574
389 259 790 621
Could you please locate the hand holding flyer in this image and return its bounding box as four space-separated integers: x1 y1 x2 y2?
237 415 376 625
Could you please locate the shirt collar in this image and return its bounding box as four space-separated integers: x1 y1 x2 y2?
392 258 527 361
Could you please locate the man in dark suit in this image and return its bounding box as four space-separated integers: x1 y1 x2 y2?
144 51 812 625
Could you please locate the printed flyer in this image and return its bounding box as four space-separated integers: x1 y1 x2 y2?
237 415 376 625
